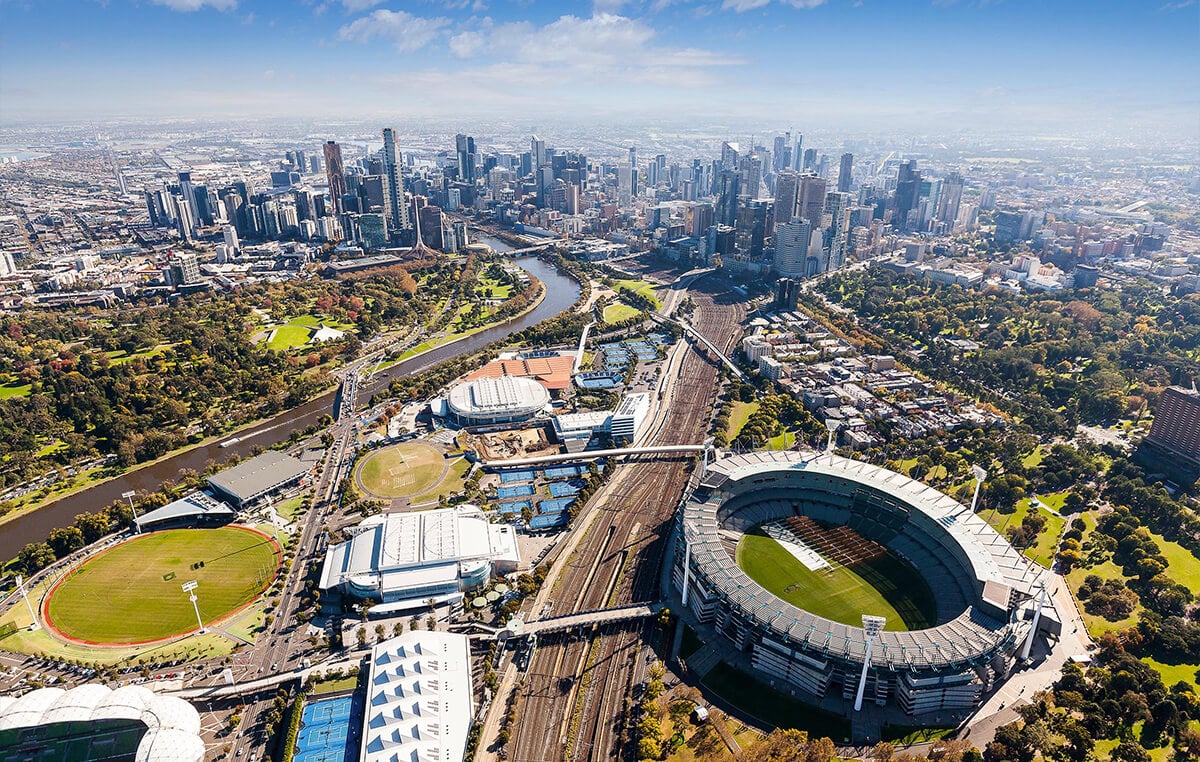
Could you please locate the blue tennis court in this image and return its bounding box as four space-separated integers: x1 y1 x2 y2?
294 696 354 762
499 501 531 515
498 484 535 498
540 497 576 513
529 511 568 530
544 465 582 479
548 481 581 497
499 469 536 483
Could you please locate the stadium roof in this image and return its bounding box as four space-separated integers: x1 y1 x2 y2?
0 685 204 762
319 505 520 594
206 451 308 506
362 632 473 762
465 355 574 390
134 491 235 530
446 376 550 419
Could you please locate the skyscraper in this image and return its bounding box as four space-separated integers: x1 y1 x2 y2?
773 170 799 227
823 191 852 271
1137 385 1200 482
715 169 740 227
837 153 854 194
531 136 546 174
773 218 812 278
796 173 827 227
381 128 409 236
938 172 964 226
893 160 920 232
739 154 763 198
323 141 347 215
455 133 476 184
772 134 789 172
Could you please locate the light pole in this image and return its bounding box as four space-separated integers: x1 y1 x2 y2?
969 465 988 513
825 422 840 459
854 615 886 711
15 576 39 631
182 581 205 634
123 490 138 530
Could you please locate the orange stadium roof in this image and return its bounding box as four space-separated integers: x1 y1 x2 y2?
465 355 574 391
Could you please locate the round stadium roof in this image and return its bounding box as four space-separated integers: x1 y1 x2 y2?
446 375 550 423
0 685 204 762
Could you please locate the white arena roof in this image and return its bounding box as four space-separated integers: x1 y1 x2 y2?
362 631 474 762
446 375 550 423
0 685 204 762
319 505 520 602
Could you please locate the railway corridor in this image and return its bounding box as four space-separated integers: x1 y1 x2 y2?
508 281 744 762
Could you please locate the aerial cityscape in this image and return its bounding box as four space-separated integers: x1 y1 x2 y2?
0 1 1198 762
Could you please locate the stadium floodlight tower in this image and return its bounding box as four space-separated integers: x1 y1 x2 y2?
15 576 39 630
701 437 716 475
969 465 988 513
825 422 840 458
1019 584 1048 661
181 581 205 634
854 615 887 711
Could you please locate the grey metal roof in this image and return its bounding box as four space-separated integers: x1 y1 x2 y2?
206 451 308 503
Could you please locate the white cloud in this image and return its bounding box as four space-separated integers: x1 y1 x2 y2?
340 0 384 10
449 30 487 58
148 0 236 10
336 9 451 52
722 0 770 9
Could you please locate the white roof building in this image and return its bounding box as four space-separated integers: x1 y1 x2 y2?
319 505 520 606
362 631 474 762
444 375 551 425
0 685 204 762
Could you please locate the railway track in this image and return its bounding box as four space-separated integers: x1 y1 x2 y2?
508 279 743 762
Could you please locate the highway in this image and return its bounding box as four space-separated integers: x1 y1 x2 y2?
502 274 745 762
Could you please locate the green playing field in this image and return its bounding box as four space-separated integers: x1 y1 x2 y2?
357 441 446 498
736 528 936 631
44 527 279 644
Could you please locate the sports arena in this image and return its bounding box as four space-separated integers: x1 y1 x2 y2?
674 451 1054 718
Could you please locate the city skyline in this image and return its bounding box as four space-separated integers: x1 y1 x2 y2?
1 0 1197 139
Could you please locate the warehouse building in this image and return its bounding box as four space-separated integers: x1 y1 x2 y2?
206 450 309 509
319 505 520 609
361 631 473 762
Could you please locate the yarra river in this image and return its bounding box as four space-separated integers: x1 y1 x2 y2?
0 244 579 560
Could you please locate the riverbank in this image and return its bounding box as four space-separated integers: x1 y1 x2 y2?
0 255 579 562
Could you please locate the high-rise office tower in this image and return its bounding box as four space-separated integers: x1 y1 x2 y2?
174 196 196 242
1137 385 1200 482
802 149 817 172
715 169 740 227
893 160 921 232
222 224 239 252
734 200 769 263
838 153 854 194
628 146 637 170
793 134 804 170
739 154 763 198
773 170 799 226
938 172 964 226
796 173 827 227
617 163 633 207
823 191 852 271
455 133 476 184
177 171 195 213
381 128 409 235
324 141 347 215
531 136 546 173
721 142 740 170
772 134 789 172
773 218 812 278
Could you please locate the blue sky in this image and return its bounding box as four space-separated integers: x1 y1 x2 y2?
1 0 1197 135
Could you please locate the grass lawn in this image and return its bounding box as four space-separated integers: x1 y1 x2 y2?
726 401 759 441
477 275 513 300
412 457 470 503
983 492 1068 568
736 529 935 630
702 662 852 741
105 344 172 366
44 527 279 644
612 278 662 308
603 302 641 324
0 380 32 399
767 430 796 450
1144 657 1199 690
267 323 313 351
1021 446 1045 468
358 442 446 498
275 496 306 522
310 675 360 695
881 725 957 745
